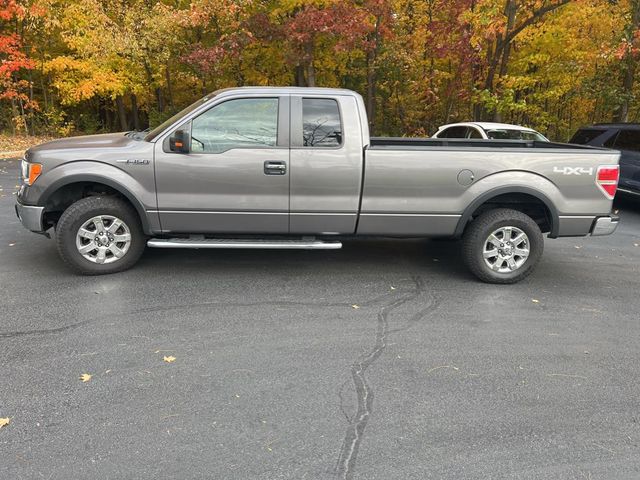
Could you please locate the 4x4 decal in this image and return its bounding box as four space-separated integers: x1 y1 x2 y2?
553 166 594 175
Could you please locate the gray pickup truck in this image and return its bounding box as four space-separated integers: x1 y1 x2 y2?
16 87 620 283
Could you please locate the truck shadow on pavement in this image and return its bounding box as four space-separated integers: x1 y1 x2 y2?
139 238 469 281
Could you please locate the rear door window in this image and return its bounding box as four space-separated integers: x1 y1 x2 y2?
302 98 342 147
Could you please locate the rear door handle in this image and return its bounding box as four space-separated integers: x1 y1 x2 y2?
264 161 287 175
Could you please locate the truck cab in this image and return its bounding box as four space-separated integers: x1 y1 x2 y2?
149 88 368 235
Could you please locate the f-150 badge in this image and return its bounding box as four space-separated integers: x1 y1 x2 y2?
553 166 594 175
116 158 150 165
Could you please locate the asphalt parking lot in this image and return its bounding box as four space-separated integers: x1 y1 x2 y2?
1 157 640 480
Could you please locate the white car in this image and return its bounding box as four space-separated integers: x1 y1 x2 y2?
433 122 549 141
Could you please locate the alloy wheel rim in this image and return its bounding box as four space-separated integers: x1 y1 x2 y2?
75 215 132 264
483 226 530 273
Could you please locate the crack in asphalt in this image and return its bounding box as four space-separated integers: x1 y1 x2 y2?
0 320 92 339
0 289 403 340
125 290 402 316
335 276 440 480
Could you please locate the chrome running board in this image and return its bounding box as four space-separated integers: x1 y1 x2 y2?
147 237 342 250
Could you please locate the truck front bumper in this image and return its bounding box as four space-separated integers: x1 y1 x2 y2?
591 215 619 236
15 200 45 233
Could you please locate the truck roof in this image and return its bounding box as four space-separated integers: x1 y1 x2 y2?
214 86 360 97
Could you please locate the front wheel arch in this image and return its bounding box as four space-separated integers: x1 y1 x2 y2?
40 176 151 235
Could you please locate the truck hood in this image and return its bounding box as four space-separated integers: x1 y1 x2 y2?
27 132 134 156
25 132 154 166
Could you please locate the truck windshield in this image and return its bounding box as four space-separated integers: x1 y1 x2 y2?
144 93 216 142
486 129 548 142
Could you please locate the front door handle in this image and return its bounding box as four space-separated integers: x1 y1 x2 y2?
264 161 287 175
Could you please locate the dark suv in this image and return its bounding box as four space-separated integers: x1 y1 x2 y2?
569 124 640 197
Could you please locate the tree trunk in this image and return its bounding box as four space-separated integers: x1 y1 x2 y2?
615 0 640 122
131 94 141 131
366 50 376 132
105 100 112 131
201 75 208 96
365 15 383 133
10 98 17 136
306 62 316 87
617 57 636 122
115 96 128 131
165 66 174 108
295 65 306 86
155 87 165 113
18 96 30 135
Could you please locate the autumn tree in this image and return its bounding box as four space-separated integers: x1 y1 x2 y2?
0 0 37 134
467 0 573 120
0 0 636 139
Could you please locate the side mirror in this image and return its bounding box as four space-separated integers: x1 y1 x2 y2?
169 129 190 153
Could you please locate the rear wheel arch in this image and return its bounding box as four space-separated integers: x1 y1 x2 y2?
455 186 559 238
40 175 150 234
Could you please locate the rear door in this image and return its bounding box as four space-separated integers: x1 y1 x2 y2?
288 95 364 234
154 95 290 233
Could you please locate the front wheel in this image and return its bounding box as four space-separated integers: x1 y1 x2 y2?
55 196 146 275
462 208 544 284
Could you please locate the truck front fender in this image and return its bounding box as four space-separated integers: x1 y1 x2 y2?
29 161 158 235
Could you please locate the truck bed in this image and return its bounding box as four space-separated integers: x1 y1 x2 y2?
359 136 620 237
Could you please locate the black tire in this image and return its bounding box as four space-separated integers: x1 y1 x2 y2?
55 196 146 275
462 208 544 284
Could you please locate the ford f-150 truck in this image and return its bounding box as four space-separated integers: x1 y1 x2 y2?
15 87 620 283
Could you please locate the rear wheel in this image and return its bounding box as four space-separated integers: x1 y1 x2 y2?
55 196 145 275
462 208 543 284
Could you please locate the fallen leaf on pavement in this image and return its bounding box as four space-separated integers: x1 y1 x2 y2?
0 417 10 429
80 373 92 382
163 355 176 363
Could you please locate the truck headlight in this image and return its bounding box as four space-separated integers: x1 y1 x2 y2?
21 159 43 186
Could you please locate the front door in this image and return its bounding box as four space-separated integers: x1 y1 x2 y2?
154 96 290 234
